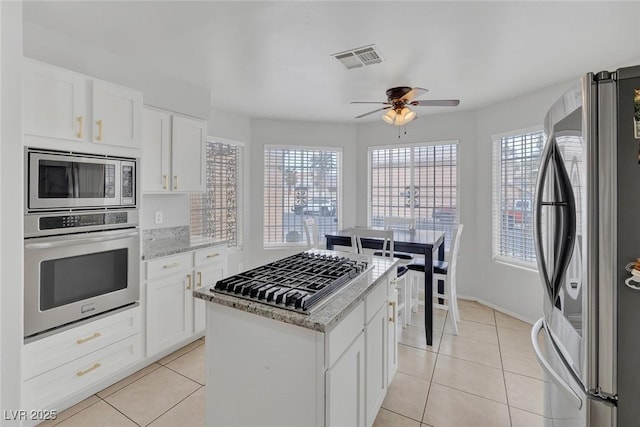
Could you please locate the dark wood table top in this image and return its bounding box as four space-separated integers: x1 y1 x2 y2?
326 227 445 249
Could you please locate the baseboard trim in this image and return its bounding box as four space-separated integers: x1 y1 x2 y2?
457 294 536 325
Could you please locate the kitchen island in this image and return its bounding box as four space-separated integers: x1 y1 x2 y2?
193 249 399 427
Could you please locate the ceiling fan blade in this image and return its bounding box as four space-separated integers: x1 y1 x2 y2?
402 87 428 102
410 99 460 107
355 106 391 118
350 101 390 104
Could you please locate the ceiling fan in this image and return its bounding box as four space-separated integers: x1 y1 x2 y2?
351 86 460 126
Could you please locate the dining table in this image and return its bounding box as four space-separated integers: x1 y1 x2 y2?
325 227 446 346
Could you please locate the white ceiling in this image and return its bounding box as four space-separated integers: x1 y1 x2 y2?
22 1 640 123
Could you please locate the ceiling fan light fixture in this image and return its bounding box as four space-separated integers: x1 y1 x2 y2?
382 109 396 124
392 107 416 126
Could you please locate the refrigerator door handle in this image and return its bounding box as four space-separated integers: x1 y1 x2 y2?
531 318 583 410
534 136 555 303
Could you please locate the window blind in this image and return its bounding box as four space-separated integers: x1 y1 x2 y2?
190 141 241 246
492 130 544 265
263 147 341 247
369 143 458 245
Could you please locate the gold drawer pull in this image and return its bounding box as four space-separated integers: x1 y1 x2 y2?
206 253 220 259
163 262 180 269
389 301 396 323
76 332 101 344
76 363 101 377
186 273 192 290
96 119 103 141
174 175 178 190
77 116 83 138
197 271 202 288
162 175 168 190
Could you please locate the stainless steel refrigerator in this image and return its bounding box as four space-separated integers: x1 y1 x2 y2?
532 66 640 426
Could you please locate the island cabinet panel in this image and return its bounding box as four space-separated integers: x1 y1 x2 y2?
326 332 365 427
201 264 398 427
206 304 326 427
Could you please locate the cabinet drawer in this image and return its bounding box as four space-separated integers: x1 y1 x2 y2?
23 306 141 380
22 334 142 411
146 252 193 280
327 302 365 368
365 280 388 324
194 247 224 267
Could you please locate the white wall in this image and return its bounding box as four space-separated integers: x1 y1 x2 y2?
242 119 358 270
473 81 572 322
355 110 479 304
23 22 211 120
1 1 23 423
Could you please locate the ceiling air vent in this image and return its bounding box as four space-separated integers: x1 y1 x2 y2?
331 45 383 70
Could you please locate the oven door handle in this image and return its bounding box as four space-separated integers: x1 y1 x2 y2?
25 231 139 249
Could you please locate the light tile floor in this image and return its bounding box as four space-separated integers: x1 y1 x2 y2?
39 301 546 427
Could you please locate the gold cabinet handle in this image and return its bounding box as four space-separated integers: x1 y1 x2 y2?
173 176 178 190
206 253 220 259
186 273 192 290
96 119 103 141
76 332 101 344
163 262 179 269
197 271 202 288
389 301 396 323
76 363 101 377
162 175 168 190
77 116 83 138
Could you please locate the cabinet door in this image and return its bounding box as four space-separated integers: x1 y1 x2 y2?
92 80 142 148
171 115 206 192
146 274 193 357
366 304 388 427
387 289 399 386
142 108 172 192
23 59 87 141
193 263 224 334
326 333 365 427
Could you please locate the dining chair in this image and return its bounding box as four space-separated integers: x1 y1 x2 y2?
350 227 411 327
303 217 320 249
383 216 416 231
407 224 463 335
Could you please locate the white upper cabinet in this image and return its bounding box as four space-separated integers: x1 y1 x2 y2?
23 59 88 142
92 80 142 148
23 58 142 149
171 115 206 192
142 107 206 193
142 108 172 192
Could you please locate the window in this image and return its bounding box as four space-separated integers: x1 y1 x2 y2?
492 129 545 266
190 140 242 246
369 142 458 244
264 147 341 247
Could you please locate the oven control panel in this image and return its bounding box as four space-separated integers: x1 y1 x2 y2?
39 212 129 230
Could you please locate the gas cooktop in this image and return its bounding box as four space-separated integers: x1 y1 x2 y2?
211 252 370 313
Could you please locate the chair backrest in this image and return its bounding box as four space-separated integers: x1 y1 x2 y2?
350 227 394 257
303 218 320 249
448 224 464 282
383 216 416 231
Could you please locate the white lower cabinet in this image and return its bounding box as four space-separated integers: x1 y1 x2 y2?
326 332 365 427
145 272 193 356
21 306 142 413
144 249 227 357
204 270 397 427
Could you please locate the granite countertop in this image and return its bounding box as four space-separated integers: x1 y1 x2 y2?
142 226 226 260
193 249 398 333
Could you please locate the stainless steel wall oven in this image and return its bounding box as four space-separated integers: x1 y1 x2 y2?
24 148 141 339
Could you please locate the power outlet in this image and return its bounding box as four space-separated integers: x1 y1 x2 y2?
154 211 163 224
238 263 244 273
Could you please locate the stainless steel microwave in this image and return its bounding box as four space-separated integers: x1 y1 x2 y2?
26 149 138 211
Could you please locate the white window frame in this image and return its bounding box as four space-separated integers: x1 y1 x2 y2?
263 145 343 249
190 136 244 249
492 126 544 270
367 140 459 248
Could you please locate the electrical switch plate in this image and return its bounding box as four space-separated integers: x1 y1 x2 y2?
154 211 163 224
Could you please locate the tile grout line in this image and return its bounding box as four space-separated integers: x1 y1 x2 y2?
421 310 446 425
494 309 514 427
143 385 204 426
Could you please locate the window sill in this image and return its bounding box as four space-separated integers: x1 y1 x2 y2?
492 256 538 273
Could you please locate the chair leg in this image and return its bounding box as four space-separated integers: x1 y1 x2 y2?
411 273 419 313
448 308 459 335
401 276 410 327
